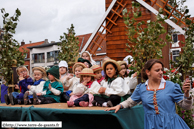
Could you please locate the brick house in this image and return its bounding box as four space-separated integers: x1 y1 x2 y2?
170 17 194 68
19 40 45 71
25 33 106 75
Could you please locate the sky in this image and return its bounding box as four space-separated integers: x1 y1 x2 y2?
0 0 193 44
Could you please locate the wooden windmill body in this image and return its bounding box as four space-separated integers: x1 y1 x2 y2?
81 0 189 68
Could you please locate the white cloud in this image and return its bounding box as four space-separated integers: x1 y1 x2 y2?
0 0 193 44
0 0 105 43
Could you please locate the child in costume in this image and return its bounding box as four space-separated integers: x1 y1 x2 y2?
91 65 104 84
101 56 110 78
80 51 96 65
63 62 87 99
58 60 71 102
1 81 8 103
4 66 34 105
23 67 47 105
78 57 92 68
67 68 101 107
123 55 135 77
94 59 125 107
33 66 64 104
117 61 137 101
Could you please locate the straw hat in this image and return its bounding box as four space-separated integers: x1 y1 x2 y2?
90 65 102 72
117 61 127 67
32 67 46 77
79 68 96 77
72 62 87 73
102 59 121 72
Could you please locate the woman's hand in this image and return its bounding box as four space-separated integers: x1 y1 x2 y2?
98 87 106 93
183 79 191 97
105 105 121 113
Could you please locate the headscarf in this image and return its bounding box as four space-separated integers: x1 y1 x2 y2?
81 51 96 65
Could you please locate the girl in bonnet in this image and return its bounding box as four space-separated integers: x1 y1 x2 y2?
81 51 96 65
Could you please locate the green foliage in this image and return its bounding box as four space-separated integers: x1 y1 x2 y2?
58 24 79 63
0 8 26 84
171 21 194 79
170 18 194 129
164 1 194 127
166 0 189 33
177 107 194 128
123 2 172 77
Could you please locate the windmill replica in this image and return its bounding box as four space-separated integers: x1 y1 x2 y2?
81 0 192 68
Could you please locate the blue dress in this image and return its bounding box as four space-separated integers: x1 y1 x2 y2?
131 81 190 129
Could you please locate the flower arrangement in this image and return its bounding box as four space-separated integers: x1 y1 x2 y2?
163 67 194 128
163 67 182 86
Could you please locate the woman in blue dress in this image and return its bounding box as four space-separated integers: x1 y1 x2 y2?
106 59 193 129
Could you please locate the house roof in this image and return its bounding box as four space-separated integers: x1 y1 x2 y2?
27 42 60 49
19 41 45 52
26 33 106 54
77 33 92 52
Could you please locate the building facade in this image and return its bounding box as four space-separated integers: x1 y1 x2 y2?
27 41 60 75
19 40 45 71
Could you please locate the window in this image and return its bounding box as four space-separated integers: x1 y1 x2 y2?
25 53 28 58
172 50 180 62
32 53 45 63
173 34 178 43
97 47 102 51
47 51 59 62
96 61 101 66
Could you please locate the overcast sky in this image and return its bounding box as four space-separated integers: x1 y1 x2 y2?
0 0 193 44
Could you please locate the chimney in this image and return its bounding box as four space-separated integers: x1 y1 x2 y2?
44 39 49 44
21 40 25 46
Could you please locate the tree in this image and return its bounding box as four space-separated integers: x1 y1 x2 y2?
123 1 194 128
58 24 79 63
0 8 26 84
166 0 190 26
171 21 194 80
123 2 171 81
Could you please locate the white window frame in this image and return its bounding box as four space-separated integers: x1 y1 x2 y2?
170 48 181 62
171 33 179 47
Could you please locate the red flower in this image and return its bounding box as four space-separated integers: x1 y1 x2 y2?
171 69 178 74
163 75 169 80
163 71 166 74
